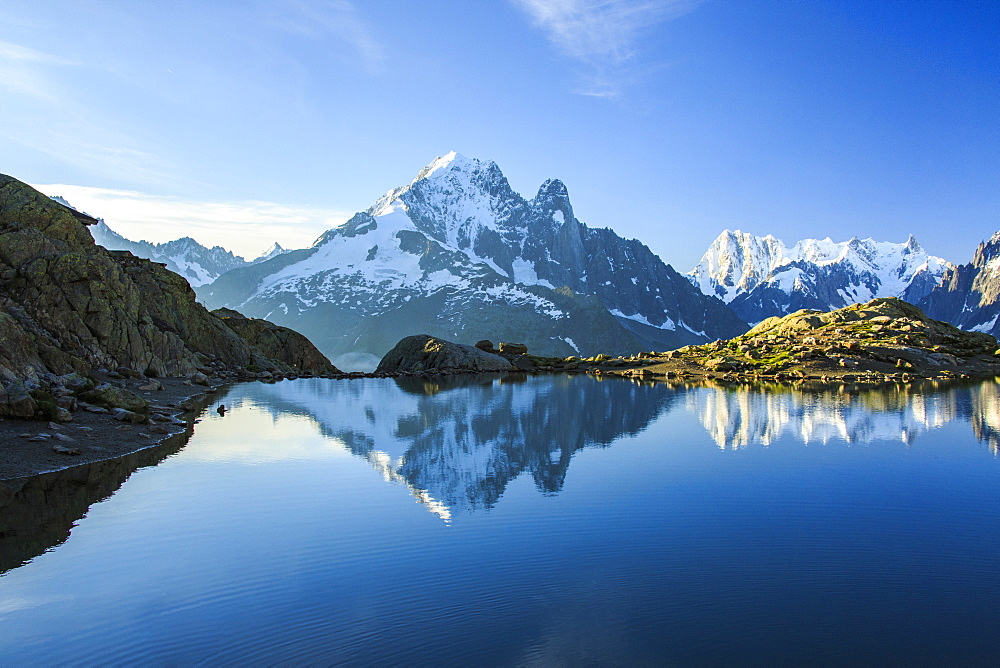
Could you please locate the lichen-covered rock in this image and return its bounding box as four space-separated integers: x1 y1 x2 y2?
705 356 740 372
211 308 340 374
498 342 528 354
376 335 513 373
666 297 1000 377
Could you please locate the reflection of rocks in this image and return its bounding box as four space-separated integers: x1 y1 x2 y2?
0 433 188 574
246 375 676 518
687 379 1000 451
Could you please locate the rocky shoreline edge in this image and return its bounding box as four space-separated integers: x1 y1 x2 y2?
2 358 998 484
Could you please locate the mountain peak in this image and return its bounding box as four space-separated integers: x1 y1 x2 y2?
415 150 477 181
536 178 568 199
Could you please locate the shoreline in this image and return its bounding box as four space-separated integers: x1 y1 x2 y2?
4 365 1000 484
0 377 224 483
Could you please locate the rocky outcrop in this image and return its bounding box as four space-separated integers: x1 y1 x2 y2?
609 298 1000 380
376 335 513 373
0 174 337 418
211 308 340 374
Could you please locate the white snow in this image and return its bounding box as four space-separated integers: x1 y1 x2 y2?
560 336 580 353
511 258 554 288
688 229 953 307
609 308 676 331
971 313 999 333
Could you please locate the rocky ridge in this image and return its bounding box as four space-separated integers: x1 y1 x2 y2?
0 174 338 423
599 297 1000 383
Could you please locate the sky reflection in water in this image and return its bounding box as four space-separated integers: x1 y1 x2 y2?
0 375 998 665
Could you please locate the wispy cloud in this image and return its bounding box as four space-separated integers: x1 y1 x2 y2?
0 40 176 186
33 184 354 258
265 0 385 73
512 0 699 98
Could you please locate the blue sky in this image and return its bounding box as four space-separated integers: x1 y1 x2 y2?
1 0 996 269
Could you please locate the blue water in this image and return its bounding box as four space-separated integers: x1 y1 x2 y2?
1 375 998 665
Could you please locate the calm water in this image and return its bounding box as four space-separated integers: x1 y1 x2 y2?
1 375 998 666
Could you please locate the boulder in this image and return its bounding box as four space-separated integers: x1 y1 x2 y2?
376 335 513 373
498 342 528 355
0 380 37 418
474 340 496 353
79 384 148 413
705 356 740 372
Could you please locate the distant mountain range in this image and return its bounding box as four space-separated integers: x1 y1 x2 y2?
57 155 1000 363
50 196 288 287
196 152 747 365
687 229 952 323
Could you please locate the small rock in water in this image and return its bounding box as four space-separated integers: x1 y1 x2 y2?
52 445 81 455
53 433 76 442
216 404 226 416
28 434 51 442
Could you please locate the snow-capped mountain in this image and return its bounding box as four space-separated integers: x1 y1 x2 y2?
198 152 747 362
255 242 287 263
920 230 1000 337
85 217 287 287
688 229 951 323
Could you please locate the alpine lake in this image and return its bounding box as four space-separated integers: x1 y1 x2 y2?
1 373 998 666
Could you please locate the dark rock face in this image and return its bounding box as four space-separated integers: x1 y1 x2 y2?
376 335 513 373
211 309 340 374
920 231 1000 337
0 174 331 390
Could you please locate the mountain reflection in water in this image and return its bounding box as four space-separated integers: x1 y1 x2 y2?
688 378 1000 451
239 373 677 519
2 375 997 574
239 375 1000 518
